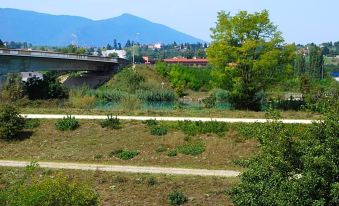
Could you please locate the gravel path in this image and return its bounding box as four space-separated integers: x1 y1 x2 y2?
0 160 240 177
22 114 316 124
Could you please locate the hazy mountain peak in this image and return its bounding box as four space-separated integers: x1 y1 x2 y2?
0 8 204 46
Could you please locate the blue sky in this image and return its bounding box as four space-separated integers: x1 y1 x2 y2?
0 0 338 44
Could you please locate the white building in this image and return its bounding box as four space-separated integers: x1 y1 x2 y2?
101 50 126 58
148 43 162 50
21 72 43 82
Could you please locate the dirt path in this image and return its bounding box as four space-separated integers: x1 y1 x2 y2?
22 114 316 124
0 160 240 177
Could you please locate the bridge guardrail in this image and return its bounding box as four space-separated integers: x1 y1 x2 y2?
0 49 118 63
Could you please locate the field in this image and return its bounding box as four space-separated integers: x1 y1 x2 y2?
0 120 258 170
0 167 237 206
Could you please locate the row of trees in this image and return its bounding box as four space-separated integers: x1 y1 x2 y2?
294 44 325 79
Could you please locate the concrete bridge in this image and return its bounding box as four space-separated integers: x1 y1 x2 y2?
0 48 130 87
0 48 129 74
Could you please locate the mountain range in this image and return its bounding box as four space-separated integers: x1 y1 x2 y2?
0 8 204 47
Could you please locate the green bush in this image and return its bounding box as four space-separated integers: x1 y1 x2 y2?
202 95 216 108
142 119 159 127
150 125 168 136
214 89 229 102
155 63 212 91
136 89 176 102
0 104 25 139
177 142 205 156
24 119 41 129
146 176 158 186
24 72 68 100
177 121 228 136
0 164 99 206
167 150 178 157
55 115 79 131
235 123 262 139
168 189 188 205
94 89 127 104
110 150 139 160
100 115 122 129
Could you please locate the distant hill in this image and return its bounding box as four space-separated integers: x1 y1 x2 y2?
0 8 204 46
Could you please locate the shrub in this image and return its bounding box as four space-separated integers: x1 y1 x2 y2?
24 119 40 129
0 104 25 139
110 150 139 160
147 176 158 186
177 142 205 156
150 125 168 136
24 72 68 100
214 89 229 102
94 89 127 104
167 150 178 157
0 73 24 102
55 115 79 131
142 119 158 127
202 95 216 108
136 89 176 102
0 164 99 206
168 189 188 205
177 121 228 136
235 123 262 139
94 154 103 160
100 115 122 129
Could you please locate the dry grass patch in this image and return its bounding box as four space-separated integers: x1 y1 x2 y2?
0 120 258 170
0 167 237 206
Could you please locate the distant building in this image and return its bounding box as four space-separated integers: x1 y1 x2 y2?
148 43 162 50
101 49 126 58
163 57 208 67
21 72 43 82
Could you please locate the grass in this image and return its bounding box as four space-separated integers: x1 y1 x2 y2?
0 120 258 170
0 167 238 206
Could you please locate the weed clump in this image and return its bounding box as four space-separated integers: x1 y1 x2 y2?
177 142 205 156
177 121 228 136
55 115 79 131
168 189 188 205
150 126 168 136
109 149 139 160
100 115 121 129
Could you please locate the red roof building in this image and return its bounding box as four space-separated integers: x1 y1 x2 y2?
163 57 208 67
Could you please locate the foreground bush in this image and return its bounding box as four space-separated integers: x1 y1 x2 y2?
230 110 339 206
167 189 188 205
100 115 122 129
0 105 25 140
55 115 79 131
0 164 99 206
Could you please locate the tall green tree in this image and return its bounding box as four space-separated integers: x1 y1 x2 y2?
230 110 339 206
295 52 306 75
307 44 324 79
207 10 295 110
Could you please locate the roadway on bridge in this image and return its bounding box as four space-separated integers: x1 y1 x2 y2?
22 114 316 124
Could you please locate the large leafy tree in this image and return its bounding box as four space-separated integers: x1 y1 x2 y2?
230 109 339 205
207 10 295 110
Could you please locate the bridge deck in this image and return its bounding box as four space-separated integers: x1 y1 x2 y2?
0 48 118 63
